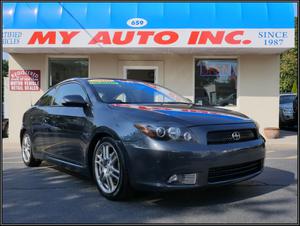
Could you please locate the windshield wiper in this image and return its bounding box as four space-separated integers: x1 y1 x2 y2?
109 101 195 105
158 102 193 105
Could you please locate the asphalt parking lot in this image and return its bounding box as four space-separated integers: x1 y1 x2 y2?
2 130 298 223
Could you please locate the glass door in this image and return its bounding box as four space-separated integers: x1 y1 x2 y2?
125 67 156 83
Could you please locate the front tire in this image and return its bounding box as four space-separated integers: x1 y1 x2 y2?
92 137 132 200
21 133 42 167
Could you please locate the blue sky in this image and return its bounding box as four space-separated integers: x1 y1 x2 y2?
2 2 298 60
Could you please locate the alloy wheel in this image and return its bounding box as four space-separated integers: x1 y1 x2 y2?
22 134 31 163
94 142 121 194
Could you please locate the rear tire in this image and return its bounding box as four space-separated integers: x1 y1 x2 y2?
92 137 133 201
21 133 42 167
2 123 8 138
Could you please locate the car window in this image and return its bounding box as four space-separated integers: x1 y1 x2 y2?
280 95 296 105
88 79 191 104
53 83 88 106
36 88 56 106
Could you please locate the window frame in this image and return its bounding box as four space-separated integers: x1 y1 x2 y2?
193 56 240 109
35 86 57 107
37 81 92 107
53 81 92 107
46 55 90 88
123 65 158 84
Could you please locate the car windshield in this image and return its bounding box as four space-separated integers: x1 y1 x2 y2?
280 95 296 104
88 79 192 104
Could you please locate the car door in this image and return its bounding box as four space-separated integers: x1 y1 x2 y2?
31 87 57 156
46 82 92 166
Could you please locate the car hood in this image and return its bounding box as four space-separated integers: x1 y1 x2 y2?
109 103 253 126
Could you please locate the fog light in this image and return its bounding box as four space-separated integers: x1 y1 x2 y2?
167 174 178 184
167 173 197 185
183 132 192 141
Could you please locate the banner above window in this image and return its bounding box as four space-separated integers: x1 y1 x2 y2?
3 2 295 53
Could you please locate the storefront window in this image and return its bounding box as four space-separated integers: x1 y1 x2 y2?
127 69 155 83
49 58 88 86
194 59 237 106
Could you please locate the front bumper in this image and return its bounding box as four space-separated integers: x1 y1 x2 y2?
124 137 265 191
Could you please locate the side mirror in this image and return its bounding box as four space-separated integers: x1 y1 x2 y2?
62 95 88 107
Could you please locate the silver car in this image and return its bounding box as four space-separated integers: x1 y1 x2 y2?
279 93 297 128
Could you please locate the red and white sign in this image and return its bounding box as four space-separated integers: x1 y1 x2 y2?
9 70 41 91
3 29 294 49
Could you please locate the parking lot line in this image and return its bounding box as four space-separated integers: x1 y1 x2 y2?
266 155 297 160
3 157 22 160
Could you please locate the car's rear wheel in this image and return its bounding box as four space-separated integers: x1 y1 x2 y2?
93 137 132 200
21 133 42 167
2 122 8 138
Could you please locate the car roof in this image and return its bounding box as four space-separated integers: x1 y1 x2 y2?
60 77 152 83
85 77 152 83
280 93 297 96
55 77 160 88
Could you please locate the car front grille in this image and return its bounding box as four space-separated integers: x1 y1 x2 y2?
208 159 263 183
207 129 258 145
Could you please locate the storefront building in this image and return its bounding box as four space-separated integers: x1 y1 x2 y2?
3 2 295 142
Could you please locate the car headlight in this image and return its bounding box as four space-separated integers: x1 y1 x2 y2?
134 123 194 142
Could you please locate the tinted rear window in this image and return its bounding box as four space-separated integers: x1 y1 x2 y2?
280 95 296 104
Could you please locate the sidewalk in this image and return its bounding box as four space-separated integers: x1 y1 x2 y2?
2 139 20 151
265 129 298 146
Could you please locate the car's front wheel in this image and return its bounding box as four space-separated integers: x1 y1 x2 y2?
21 133 42 167
93 137 132 200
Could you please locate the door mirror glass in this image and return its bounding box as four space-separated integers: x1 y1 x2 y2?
62 95 88 107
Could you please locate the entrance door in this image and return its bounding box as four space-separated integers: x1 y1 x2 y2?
125 66 157 83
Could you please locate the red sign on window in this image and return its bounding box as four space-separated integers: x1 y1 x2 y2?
9 70 41 91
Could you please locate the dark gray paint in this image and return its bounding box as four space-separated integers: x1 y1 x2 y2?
21 78 265 191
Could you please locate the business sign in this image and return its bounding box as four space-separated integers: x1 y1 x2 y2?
3 29 294 48
9 70 40 91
